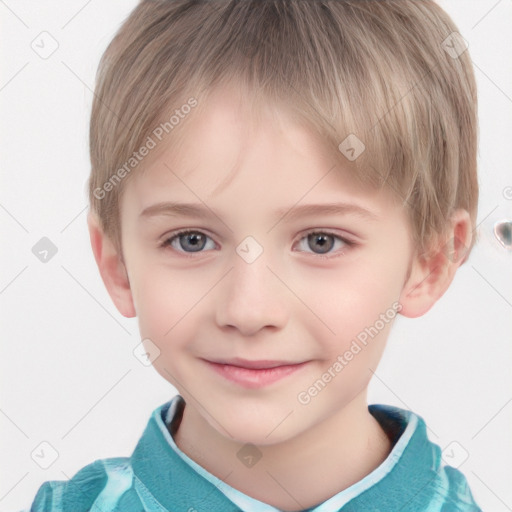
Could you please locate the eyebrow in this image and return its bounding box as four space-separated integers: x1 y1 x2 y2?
140 201 379 222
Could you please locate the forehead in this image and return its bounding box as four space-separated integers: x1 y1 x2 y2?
122 84 397 219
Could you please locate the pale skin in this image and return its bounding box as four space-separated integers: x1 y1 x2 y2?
88 85 472 511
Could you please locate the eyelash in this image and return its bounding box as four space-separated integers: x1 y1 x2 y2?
159 228 357 260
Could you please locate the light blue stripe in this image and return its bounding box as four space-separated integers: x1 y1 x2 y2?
49 480 64 511
90 460 133 511
133 473 169 512
422 466 449 512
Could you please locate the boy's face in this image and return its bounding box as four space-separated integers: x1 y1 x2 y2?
117 85 416 445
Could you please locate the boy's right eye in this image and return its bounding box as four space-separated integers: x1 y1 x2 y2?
161 229 216 253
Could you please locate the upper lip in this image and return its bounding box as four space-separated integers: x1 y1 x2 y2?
203 358 307 369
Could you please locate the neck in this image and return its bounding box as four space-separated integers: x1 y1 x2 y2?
173 392 393 511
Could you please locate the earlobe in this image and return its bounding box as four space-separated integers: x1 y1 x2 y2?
398 209 472 319
87 212 136 318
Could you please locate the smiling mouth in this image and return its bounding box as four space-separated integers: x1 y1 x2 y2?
201 358 310 388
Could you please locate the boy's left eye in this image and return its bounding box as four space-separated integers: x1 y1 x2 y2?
295 231 354 257
160 229 356 259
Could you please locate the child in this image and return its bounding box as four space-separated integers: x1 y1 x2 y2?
30 0 482 510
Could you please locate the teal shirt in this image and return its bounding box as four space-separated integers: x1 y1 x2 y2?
29 395 482 511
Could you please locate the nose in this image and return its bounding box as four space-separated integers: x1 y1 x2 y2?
215 248 289 337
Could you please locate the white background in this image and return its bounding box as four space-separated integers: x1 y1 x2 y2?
1 1 511 510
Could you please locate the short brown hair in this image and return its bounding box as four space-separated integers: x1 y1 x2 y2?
88 0 479 257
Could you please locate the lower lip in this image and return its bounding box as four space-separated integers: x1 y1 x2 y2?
203 360 309 389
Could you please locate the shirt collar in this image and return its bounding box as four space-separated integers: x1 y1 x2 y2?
131 395 438 511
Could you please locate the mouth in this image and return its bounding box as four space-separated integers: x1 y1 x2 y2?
201 358 310 389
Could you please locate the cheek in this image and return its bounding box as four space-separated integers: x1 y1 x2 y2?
132 268 201 384
131 261 215 350
135 277 188 337
294 264 404 412
308 259 405 341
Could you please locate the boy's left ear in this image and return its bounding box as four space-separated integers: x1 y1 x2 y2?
398 209 472 318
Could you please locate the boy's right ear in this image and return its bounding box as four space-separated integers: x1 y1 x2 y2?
87 212 136 318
